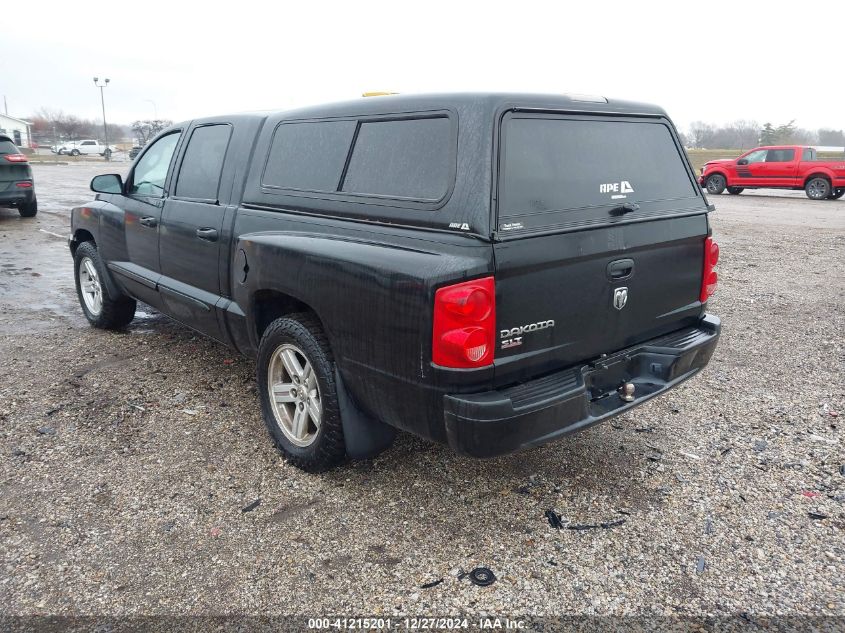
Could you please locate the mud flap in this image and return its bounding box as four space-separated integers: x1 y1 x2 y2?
335 369 396 460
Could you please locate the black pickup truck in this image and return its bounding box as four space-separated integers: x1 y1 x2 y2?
70 93 720 472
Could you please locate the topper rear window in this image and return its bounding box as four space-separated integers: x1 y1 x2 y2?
498 114 700 233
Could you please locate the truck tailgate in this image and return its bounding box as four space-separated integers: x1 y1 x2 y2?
493 214 707 386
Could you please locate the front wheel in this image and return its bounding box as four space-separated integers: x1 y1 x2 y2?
73 241 136 329
70 149 80 157
727 187 744 195
828 187 844 200
805 177 831 200
705 174 726 195
257 313 346 472
18 198 37 217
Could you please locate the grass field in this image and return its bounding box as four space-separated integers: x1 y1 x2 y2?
685 149 740 173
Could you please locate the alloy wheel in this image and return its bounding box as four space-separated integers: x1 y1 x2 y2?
706 175 725 194
807 178 829 200
78 256 103 315
267 343 322 447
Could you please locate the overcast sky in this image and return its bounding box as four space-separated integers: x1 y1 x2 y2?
2 0 843 133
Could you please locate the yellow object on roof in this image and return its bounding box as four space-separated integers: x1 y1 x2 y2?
362 91 398 97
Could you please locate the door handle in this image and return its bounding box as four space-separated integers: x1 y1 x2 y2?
139 216 157 228
607 258 634 281
609 203 640 216
196 227 219 242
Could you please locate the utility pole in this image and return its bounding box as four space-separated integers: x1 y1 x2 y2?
93 77 111 161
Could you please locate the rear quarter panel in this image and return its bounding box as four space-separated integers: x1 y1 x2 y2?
231 210 495 441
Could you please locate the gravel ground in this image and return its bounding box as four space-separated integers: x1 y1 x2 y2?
1 166 843 621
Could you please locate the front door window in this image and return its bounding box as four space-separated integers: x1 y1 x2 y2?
129 132 181 197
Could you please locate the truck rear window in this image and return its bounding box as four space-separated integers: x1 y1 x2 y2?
498 116 699 233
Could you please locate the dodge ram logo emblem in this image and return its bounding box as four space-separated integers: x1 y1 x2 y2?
613 287 628 310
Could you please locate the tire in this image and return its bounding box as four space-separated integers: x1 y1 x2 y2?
57 149 65 156
257 313 346 472
727 187 744 195
705 174 727 195
73 241 136 329
18 198 37 217
70 149 80 157
103 149 112 160
828 187 844 200
805 177 831 200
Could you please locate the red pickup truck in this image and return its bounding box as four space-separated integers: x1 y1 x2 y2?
699 145 845 200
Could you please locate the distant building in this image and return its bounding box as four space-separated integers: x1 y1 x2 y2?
813 145 845 153
0 113 32 148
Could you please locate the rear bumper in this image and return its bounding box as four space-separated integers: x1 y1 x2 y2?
0 186 34 206
444 314 720 457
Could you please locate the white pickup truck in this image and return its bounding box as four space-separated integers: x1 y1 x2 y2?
54 140 115 157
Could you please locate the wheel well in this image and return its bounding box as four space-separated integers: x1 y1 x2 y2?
71 229 95 255
253 290 321 341
804 173 831 187
706 171 726 181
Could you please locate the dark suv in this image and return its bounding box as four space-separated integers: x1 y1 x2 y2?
0 135 36 217
70 93 720 472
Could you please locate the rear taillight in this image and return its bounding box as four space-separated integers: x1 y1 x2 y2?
15 182 33 188
700 237 719 303
4 154 28 163
432 276 495 368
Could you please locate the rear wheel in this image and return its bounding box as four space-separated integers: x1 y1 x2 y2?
805 177 831 200
257 313 346 472
705 174 726 195
18 198 37 217
828 187 844 200
73 241 136 329
727 187 744 195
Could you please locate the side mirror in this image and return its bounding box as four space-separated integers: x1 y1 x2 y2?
91 173 123 194
737 158 748 166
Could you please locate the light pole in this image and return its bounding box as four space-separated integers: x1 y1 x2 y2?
93 77 110 161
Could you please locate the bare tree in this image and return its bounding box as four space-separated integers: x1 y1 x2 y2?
728 120 759 150
688 121 715 149
131 120 173 146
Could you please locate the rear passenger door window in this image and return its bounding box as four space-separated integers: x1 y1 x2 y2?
766 149 795 162
175 124 232 201
341 117 451 200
